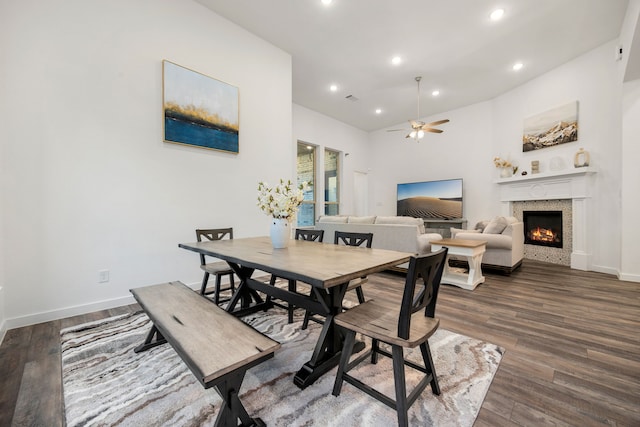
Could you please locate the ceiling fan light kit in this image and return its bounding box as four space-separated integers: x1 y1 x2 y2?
388 76 449 141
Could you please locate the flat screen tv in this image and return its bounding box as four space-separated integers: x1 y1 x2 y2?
397 178 463 220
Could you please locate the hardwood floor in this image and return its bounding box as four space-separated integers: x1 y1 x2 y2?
1 260 638 426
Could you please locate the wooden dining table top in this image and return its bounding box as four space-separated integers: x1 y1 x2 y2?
179 236 412 289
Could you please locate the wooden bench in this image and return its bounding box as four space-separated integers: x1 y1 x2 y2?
130 281 280 427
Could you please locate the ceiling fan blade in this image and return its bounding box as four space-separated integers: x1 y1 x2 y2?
424 128 444 133
424 119 450 126
386 129 405 132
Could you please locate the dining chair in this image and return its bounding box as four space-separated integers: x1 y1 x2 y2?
301 230 373 330
267 229 325 323
195 228 235 305
331 248 448 427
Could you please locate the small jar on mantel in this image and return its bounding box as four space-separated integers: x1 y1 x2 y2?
574 147 590 168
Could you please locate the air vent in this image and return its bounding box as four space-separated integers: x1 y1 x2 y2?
345 95 359 102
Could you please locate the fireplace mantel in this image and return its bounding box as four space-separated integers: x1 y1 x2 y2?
494 167 597 271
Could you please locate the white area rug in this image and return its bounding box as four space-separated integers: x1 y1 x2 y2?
61 309 503 426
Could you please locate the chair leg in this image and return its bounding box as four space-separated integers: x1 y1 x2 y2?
332 330 357 397
420 342 441 395
355 286 365 304
371 339 380 364
214 273 222 305
199 272 210 296
229 272 235 293
301 310 311 330
392 345 409 427
287 279 296 324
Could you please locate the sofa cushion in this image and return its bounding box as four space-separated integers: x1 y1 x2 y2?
318 215 348 223
450 227 480 239
483 216 509 234
347 215 376 224
475 220 489 232
375 216 425 233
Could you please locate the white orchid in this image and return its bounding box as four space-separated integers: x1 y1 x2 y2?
257 179 310 220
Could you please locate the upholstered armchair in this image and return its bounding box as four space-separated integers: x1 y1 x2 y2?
451 216 524 274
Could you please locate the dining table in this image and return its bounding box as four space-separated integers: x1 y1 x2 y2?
178 236 412 389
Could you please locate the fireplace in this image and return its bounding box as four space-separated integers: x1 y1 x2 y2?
523 210 563 248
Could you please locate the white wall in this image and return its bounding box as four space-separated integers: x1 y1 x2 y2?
621 79 640 282
368 101 494 226
368 40 628 277
0 0 293 327
293 104 370 217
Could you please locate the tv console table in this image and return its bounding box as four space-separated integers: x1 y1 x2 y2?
423 219 467 238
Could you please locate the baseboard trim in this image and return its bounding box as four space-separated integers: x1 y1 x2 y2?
0 321 6 347
618 271 640 283
3 281 201 331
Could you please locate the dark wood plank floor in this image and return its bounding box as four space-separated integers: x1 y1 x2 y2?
1 260 638 426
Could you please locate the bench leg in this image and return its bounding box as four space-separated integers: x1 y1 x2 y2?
134 325 167 353
213 370 265 427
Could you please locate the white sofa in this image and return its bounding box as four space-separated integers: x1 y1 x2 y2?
450 216 524 274
314 215 443 270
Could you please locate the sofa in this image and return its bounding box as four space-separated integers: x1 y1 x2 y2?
314 215 443 270
450 216 524 274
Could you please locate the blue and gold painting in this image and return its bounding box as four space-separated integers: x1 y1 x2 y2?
163 60 239 153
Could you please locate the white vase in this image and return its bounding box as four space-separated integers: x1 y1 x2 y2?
270 218 290 248
500 167 512 178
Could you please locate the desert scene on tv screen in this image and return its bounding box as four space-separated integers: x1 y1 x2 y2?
397 197 462 219
397 179 462 219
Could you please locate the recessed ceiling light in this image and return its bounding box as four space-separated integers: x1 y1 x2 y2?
512 62 524 71
330 84 338 92
391 56 402 65
490 8 504 21
321 0 332 5
432 90 440 97
375 108 382 114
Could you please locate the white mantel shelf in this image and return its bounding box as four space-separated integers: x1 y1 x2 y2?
494 166 597 271
494 166 597 185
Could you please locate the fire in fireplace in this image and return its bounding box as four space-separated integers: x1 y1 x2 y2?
523 210 563 248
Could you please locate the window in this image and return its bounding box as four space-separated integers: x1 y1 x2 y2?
296 142 316 226
324 148 339 216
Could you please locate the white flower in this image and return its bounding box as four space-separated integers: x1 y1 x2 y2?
257 179 310 220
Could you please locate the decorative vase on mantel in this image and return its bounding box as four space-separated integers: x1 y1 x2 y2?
270 217 291 249
500 167 513 178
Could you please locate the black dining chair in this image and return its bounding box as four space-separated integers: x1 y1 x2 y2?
267 229 325 323
301 230 373 330
195 228 235 305
332 248 448 427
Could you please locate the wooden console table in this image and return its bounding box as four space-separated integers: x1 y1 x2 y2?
430 239 486 290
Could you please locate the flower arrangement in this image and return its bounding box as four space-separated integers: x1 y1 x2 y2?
493 156 518 174
257 179 310 220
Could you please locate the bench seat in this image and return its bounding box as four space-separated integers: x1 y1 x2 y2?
130 281 280 426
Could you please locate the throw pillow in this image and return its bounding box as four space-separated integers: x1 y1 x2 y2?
483 216 508 234
475 220 489 232
347 216 376 224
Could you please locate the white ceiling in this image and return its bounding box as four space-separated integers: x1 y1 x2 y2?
195 0 630 132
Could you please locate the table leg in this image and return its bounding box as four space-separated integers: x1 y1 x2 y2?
293 283 364 389
224 264 272 316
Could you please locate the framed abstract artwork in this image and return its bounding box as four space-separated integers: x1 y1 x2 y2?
163 60 239 153
522 101 578 152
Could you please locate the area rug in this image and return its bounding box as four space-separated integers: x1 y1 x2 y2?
61 309 503 426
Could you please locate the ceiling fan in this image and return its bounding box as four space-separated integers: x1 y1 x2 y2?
387 76 449 140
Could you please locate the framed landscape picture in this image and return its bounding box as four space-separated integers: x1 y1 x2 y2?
522 101 578 152
162 60 239 153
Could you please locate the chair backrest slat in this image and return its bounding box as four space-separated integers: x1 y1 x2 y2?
195 228 233 265
334 231 373 248
295 229 324 242
398 248 448 340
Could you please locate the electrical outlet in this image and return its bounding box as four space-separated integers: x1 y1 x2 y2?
98 269 110 283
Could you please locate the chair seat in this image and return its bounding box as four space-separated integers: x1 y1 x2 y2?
334 299 439 348
201 262 233 275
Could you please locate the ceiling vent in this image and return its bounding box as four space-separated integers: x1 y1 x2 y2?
345 94 359 102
